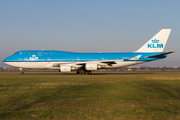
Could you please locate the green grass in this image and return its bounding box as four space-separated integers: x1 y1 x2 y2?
0 71 180 120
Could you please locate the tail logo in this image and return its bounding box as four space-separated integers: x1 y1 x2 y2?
148 38 163 48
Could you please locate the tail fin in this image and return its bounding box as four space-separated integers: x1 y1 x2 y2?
136 29 171 52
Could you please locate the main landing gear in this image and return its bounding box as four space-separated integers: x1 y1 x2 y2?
76 70 92 75
19 68 24 75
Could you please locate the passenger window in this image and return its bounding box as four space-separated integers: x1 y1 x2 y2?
26 53 38 55
42 53 52 55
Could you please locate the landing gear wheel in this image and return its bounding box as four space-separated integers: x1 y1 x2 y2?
19 71 24 75
87 71 92 75
77 70 92 75
80 70 84 74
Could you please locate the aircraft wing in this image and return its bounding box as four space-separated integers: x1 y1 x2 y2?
75 61 118 66
74 60 119 67
52 55 143 67
75 55 142 66
101 61 117 64
145 51 175 58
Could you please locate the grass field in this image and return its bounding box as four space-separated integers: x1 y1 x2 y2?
0 71 180 120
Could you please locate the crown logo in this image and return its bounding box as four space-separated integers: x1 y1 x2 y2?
151 38 159 43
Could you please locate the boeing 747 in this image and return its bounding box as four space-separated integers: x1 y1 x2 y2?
3 29 175 74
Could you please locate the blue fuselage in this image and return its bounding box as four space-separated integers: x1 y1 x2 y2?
3 50 166 62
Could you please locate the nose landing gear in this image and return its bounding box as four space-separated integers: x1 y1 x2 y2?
19 68 24 75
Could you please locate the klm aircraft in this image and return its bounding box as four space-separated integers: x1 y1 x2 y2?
3 29 175 74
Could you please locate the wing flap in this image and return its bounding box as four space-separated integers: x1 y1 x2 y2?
101 61 117 64
52 55 143 67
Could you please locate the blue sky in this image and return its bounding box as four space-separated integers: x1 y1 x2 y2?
0 0 179 67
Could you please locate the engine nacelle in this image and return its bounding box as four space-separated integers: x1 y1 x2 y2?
60 65 71 72
85 63 97 71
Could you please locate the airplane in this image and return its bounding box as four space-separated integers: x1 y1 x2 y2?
3 29 175 74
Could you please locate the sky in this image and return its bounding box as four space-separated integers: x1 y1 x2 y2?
0 0 180 67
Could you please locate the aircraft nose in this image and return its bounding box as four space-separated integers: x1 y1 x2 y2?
3 57 8 62
3 56 13 63
3 56 16 67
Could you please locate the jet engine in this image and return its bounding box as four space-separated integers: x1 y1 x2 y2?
85 63 98 71
60 65 71 72
60 65 78 72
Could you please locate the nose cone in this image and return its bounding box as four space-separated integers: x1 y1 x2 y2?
3 58 9 66
3 56 15 67
3 54 17 62
3 56 15 66
3 57 9 62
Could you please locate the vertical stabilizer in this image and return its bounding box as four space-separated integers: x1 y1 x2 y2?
136 29 171 52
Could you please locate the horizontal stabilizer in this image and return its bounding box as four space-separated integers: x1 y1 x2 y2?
145 51 175 58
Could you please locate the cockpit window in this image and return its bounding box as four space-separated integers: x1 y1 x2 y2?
14 52 18 54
